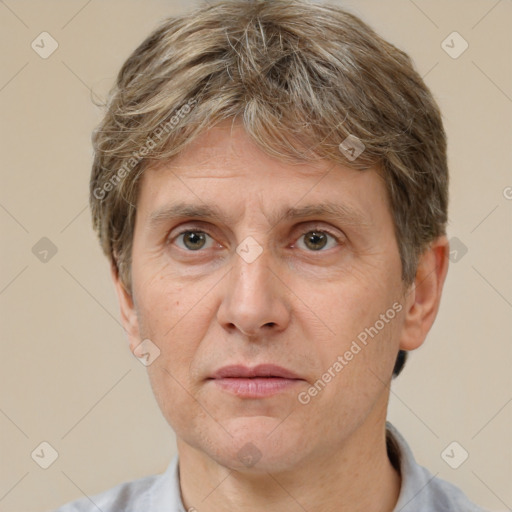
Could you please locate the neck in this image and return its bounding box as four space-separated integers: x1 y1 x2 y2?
177 411 401 512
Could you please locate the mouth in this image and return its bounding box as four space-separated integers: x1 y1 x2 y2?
207 364 304 398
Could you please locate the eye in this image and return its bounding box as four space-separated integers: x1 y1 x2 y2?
295 229 340 251
173 230 215 251
169 227 342 253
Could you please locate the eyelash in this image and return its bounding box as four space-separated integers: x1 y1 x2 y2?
169 226 343 252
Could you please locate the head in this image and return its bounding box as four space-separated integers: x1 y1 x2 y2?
90 0 449 472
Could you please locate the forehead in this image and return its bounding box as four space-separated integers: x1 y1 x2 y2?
137 120 388 227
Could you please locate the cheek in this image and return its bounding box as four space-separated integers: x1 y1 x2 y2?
303 313 403 438
136 272 216 391
142 298 212 435
302 268 403 381
134 261 199 337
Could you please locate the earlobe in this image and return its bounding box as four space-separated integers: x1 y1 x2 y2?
110 260 140 351
398 236 450 352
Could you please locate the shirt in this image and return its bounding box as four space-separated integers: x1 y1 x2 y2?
51 422 488 511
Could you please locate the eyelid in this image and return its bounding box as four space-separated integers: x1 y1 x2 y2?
167 223 220 245
168 220 344 238
298 224 343 240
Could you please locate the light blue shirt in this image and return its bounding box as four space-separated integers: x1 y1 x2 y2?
51 422 488 511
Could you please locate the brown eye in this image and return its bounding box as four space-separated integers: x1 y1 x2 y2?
176 231 211 251
297 230 339 251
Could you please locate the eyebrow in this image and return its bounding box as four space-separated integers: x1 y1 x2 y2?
146 200 372 231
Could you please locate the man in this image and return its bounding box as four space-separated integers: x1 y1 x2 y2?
54 0 487 510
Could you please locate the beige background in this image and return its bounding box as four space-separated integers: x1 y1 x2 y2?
0 0 511 511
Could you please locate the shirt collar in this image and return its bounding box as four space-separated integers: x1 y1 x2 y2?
386 421 439 511
147 454 185 511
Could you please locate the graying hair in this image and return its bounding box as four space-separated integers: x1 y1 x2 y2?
89 0 449 376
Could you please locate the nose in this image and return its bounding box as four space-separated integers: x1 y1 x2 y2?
216 244 291 338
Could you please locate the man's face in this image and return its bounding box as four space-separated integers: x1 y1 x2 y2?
120 120 412 472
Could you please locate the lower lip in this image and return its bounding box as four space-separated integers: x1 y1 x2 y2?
212 378 302 397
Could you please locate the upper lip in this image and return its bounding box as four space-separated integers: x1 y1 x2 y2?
209 364 302 380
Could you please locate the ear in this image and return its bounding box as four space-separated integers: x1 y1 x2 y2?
110 260 140 353
398 235 450 351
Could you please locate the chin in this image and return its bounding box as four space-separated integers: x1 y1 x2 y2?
205 415 307 473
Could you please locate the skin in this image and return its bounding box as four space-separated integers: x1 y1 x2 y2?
112 119 449 512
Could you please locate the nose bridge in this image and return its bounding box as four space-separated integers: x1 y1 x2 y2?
232 242 272 300
217 240 289 336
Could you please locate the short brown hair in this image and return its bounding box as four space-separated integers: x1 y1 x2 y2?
89 0 448 377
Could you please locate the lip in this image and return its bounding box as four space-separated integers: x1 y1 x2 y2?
208 364 304 398
209 364 301 380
